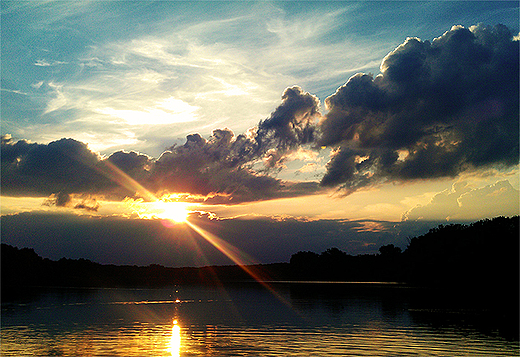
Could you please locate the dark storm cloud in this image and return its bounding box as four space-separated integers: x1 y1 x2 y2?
319 24 519 190
43 191 72 207
1 135 109 196
43 192 100 212
0 133 277 203
151 130 281 202
1 85 325 203
149 85 321 199
1 89 324 204
150 124 322 203
256 86 320 169
106 150 153 179
3 25 517 202
1 134 162 200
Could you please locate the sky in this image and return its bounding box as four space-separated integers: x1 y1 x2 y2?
1 1 519 267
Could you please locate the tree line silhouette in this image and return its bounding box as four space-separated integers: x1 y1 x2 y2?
1 244 289 289
2 216 518 292
291 216 518 287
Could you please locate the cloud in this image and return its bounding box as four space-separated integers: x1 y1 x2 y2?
43 192 100 212
0 212 405 266
34 59 67 67
318 24 519 191
106 150 153 181
3 2 398 159
257 87 320 149
3 24 518 205
255 86 321 169
1 136 108 197
150 129 282 202
402 180 519 221
455 180 520 220
43 191 72 207
144 86 323 202
149 117 324 203
1 90 324 204
1 135 155 201
98 97 199 126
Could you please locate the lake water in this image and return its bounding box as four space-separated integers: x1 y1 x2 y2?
1 282 518 356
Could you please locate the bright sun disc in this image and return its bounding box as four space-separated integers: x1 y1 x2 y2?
155 201 190 223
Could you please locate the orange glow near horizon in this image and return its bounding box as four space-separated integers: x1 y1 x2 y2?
98 160 196 223
97 157 295 311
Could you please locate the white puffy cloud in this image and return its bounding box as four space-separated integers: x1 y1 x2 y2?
402 180 519 221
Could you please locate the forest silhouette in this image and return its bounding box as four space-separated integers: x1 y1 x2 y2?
291 216 518 286
2 216 518 293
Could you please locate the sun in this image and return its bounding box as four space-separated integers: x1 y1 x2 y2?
125 197 193 223
155 201 190 223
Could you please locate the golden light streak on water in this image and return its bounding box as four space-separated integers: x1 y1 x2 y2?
169 320 181 357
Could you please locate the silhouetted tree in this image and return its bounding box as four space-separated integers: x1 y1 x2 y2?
378 244 402 257
319 248 349 280
405 216 519 289
290 251 320 279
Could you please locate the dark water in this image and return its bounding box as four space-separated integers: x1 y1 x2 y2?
1 282 518 356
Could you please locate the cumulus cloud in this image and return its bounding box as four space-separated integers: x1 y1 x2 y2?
1 87 324 204
402 180 519 221
3 25 518 204
43 191 73 207
318 24 519 191
256 86 321 168
106 150 154 183
43 192 100 212
149 118 323 203
1 136 108 196
150 130 281 202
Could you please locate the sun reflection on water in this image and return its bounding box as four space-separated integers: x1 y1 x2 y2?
169 319 181 357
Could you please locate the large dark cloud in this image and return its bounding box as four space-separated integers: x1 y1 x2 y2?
2 25 518 203
1 86 323 203
150 130 282 202
1 135 108 196
0 133 316 204
256 86 320 169
0 212 405 266
319 24 519 191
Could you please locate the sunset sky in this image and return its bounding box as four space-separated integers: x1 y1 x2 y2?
1 1 519 267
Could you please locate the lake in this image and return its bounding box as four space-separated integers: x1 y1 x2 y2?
1 282 518 356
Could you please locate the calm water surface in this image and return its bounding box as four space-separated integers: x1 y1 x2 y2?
1 282 518 356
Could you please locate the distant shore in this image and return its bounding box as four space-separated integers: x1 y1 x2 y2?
2 216 518 309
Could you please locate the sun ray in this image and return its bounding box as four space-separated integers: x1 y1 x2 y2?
98 160 158 202
96 159 295 311
154 201 190 223
185 221 294 310
96 161 195 223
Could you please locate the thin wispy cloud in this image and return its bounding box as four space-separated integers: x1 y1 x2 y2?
3 2 400 156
